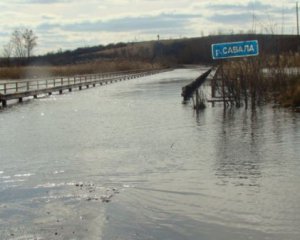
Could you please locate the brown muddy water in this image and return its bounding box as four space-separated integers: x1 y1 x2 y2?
0 68 299 240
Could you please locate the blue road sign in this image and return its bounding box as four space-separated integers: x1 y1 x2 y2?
211 40 259 60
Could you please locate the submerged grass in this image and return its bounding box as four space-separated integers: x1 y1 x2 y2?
278 80 300 108
0 60 162 80
214 53 300 109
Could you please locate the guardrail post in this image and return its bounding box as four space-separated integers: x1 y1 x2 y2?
4 84 6 94
46 79 48 89
61 77 63 86
27 81 29 91
16 82 18 92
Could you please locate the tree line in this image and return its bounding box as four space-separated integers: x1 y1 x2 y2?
1 32 299 67
2 28 38 66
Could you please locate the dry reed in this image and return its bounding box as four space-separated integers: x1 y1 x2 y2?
0 60 162 80
214 53 300 109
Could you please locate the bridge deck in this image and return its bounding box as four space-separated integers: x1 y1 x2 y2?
0 69 164 108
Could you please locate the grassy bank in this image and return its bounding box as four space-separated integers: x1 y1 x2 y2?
0 60 162 80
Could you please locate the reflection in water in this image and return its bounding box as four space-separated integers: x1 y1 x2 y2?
215 108 261 188
209 106 300 239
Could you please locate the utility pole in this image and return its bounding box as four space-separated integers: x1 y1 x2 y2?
251 1 256 34
297 1 299 36
281 2 285 34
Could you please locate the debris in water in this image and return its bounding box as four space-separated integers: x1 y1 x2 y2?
74 182 119 203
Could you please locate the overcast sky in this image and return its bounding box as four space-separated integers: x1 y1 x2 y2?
0 0 298 54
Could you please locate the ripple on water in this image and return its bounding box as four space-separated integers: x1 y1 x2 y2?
0 68 299 240
53 170 65 175
0 176 10 179
32 181 121 203
14 173 34 177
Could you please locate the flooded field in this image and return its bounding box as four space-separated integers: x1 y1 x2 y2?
0 68 299 240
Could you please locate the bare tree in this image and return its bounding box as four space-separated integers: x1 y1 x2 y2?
11 29 26 58
22 28 38 58
2 42 13 66
10 28 38 59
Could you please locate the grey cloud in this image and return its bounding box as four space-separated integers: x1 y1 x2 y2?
18 0 70 4
37 13 201 33
205 1 272 12
37 23 60 31
206 1 295 15
243 1 272 11
270 6 296 15
206 1 296 25
41 15 56 20
205 3 245 11
208 13 252 24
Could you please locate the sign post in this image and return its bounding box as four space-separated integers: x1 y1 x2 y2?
211 40 259 108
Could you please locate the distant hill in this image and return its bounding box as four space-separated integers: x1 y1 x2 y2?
1 34 300 67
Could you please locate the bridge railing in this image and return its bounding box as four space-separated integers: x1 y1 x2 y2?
0 69 153 95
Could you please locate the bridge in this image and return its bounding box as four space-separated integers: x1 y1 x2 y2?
0 69 165 108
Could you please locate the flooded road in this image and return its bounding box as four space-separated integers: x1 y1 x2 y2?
0 68 299 240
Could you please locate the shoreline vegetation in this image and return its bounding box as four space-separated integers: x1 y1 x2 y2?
213 53 300 110
0 60 162 80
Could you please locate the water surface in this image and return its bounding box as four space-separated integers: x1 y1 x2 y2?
0 68 299 240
